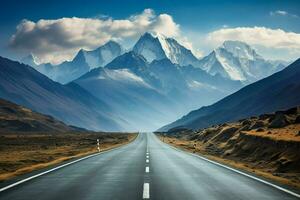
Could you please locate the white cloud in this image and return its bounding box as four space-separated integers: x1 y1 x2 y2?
10 9 184 64
204 27 300 61
9 9 300 64
270 10 299 18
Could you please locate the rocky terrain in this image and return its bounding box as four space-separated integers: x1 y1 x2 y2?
158 106 300 189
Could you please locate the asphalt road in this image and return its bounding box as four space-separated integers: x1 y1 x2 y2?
0 133 299 200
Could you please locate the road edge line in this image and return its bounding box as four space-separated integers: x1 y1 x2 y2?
0 133 140 193
156 134 300 198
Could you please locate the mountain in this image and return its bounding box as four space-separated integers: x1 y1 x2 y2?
75 52 178 131
198 41 285 83
21 54 38 67
83 41 123 69
40 50 90 84
148 59 243 111
159 58 300 131
0 56 123 131
75 51 243 131
29 41 123 84
0 98 84 133
133 32 199 66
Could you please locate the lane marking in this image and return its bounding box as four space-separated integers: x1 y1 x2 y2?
145 166 150 173
0 133 141 193
146 155 149 159
146 152 149 155
146 159 149 163
158 135 300 198
143 183 150 199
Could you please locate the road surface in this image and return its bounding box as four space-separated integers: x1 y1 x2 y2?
0 133 299 200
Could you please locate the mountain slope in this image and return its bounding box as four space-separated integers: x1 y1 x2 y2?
160 58 300 131
198 41 285 83
133 32 199 66
75 52 178 131
0 98 83 133
0 56 122 131
83 41 123 69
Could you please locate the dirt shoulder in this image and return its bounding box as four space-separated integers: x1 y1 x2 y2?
0 132 137 182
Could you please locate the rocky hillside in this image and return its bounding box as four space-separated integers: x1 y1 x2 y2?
160 106 300 188
0 98 84 133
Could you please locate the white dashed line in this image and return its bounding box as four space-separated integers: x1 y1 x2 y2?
143 183 150 199
146 155 149 159
145 166 150 173
146 159 149 163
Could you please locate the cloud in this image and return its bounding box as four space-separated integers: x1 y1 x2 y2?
270 10 299 18
204 26 300 61
10 9 183 64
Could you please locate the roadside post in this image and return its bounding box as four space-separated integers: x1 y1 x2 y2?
97 139 100 152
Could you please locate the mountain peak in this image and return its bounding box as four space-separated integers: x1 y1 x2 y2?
133 33 166 63
73 49 86 63
133 32 199 66
81 40 123 69
95 40 122 51
200 40 284 82
219 40 262 60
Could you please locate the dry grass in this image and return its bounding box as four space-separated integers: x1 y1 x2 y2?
0 133 137 182
244 124 300 142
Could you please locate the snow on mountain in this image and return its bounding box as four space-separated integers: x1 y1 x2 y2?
83 41 123 69
21 41 123 84
33 49 90 84
133 32 199 66
198 41 285 83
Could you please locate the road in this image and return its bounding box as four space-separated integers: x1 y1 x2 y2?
0 133 299 200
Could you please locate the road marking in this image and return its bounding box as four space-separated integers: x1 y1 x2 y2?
146 152 149 155
143 183 150 199
145 166 150 173
160 137 300 198
0 133 141 193
146 159 149 163
146 155 149 159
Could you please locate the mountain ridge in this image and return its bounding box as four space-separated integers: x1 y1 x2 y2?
0 56 123 131
159 58 300 131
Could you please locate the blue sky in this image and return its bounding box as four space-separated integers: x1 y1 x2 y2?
1 0 300 63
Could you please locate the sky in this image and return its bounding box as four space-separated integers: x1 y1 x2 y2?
0 0 300 64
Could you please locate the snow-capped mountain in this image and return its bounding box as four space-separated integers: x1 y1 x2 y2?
73 50 243 131
22 41 123 84
133 32 199 66
198 41 285 83
32 49 90 84
75 52 176 131
83 41 123 69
